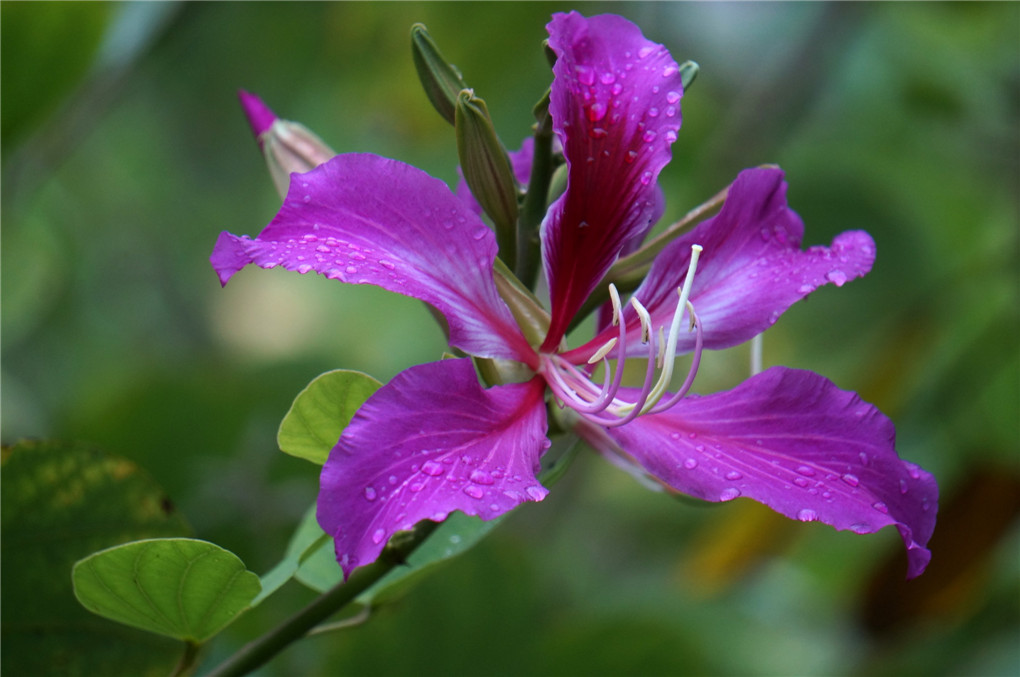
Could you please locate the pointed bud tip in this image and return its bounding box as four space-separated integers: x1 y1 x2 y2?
237 90 277 139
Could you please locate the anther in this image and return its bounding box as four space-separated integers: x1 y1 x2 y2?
630 297 652 343
588 337 618 364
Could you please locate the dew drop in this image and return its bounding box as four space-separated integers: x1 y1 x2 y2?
638 45 655 59
719 487 741 502
599 71 616 85
489 503 500 512
346 265 358 274
469 469 494 485
725 471 743 481
640 171 653 185
303 194 311 203
841 473 860 487
372 528 386 544
525 486 546 501
409 482 425 492
797 508 818 522
421 461 444 476
899 479 909 495
796 465 816 477
625 150 638 163
380 260 396 270
666 90 681 104
296 264 312 274
463 485 485 499
647 106 659 118
364 487 377 501
683 458 698 470
858 452 869 466
662 64 678 77
588 102 607 122
793 477 810 488
826 270 848 286
850 523 871 534
872 501 889 514
388 475 398 485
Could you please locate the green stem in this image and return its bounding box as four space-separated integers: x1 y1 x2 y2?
515 116 554 290
203 520 440 677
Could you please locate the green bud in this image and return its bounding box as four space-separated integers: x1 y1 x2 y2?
455 89 519 265
411 23 468 126
679 60 699 91
262 119 337 199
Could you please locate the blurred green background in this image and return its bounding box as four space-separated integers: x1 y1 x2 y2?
2 2 1017 676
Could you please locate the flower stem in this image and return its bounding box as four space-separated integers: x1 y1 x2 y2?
202 520 440 677
515 103 555 290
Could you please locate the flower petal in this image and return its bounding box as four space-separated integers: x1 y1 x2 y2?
317 358 550 579
574 167 875 361
598 367 937 578
541 11 685 350
211 153 532 362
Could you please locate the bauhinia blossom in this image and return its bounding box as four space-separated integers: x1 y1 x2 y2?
212 12 937 580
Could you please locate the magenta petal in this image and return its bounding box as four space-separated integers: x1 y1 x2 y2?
601 367 937 578
211 153 533 362
576 167 875 361
541 11 685 350
238 90 276 139
317 359 550 579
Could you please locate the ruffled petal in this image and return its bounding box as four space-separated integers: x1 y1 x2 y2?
211 153 533 362
573 167 875 361
317 359 550 579
599 367 937 578
541 11 685 350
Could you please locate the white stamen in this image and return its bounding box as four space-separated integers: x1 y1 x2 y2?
630 297 652 343
608 284 622 327
588 337 619 364
642 245 703 413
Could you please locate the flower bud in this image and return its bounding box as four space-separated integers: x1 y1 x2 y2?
411 23 468 126
679 60 699 90
455 89 519 264
238 90 336 198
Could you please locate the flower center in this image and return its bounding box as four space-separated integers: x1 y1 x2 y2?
542 245 704 427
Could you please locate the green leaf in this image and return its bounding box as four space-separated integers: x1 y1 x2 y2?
73 538 261 642
1 440 190 677
277 369 382 465
283 504 505 606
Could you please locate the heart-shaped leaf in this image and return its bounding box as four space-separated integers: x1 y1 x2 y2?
73 538 260 642
277 369 382 465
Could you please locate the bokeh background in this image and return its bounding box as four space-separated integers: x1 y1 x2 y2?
3 2 1018 676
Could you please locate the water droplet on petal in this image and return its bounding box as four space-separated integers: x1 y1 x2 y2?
666 90 681 104
469 469 494 485
725 471 743 481
899 479 909 495
719 487 741 502
797 508 818 522
463 485 484 499
796 466 816 477
421 461 444 476
850 523 871 534
364 487 377 501
841 473 860 487
525 486 546 501
588 102 607 122
794 477 810 488
826 270 848 286
372 528 386 544
872 501 889 514
683 458 698 470
599 71 616 85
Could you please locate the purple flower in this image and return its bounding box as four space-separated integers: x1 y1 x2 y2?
212 12 936 580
